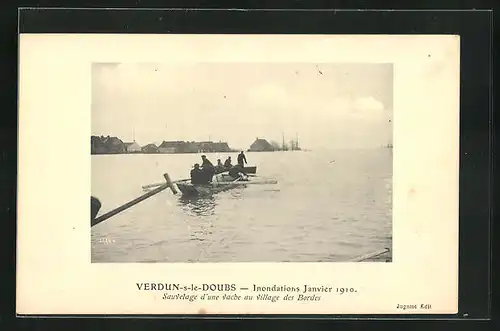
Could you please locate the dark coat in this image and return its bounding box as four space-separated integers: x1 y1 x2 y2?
237 153 247 165
191 168 207 185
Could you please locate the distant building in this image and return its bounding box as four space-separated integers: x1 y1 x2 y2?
124 141 142 153
158 141 183 153
104 136 125 153
142 143 159 154
91 136 108 154
199 141 231 153
91 135 125 154
187 142 202 153
248 138 274 152
158 140 232 153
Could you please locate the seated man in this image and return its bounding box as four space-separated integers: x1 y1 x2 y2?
224 156 232 169
190 163 208 185
215 159 225 173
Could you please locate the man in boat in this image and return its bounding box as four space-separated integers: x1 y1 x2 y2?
200 155 216 182
190 163 208 185
237 151 247 167
215 159 225 173
224 156 232 169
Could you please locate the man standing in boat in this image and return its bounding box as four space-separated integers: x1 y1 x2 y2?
237 151 247 167
200 155 216 182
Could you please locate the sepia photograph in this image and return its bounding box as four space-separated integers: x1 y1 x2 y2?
90 62 393 263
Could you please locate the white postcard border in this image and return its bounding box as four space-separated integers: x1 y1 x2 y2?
17 34 459 315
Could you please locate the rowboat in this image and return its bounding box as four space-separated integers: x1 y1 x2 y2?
175 171 275 197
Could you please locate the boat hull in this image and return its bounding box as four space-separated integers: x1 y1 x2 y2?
176 172 245 197
243 166 257 174
176 182 241 197
215 166 257 175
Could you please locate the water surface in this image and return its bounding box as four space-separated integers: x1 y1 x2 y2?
91 149 392 262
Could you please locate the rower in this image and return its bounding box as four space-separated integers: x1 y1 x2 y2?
200 155 215 182
190 163 207 185
215 159 225 173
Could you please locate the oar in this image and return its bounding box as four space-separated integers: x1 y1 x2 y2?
92 173 178 227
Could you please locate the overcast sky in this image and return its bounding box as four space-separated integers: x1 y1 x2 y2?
91 62 393 150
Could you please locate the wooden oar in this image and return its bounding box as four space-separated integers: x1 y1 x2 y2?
92 173 178 227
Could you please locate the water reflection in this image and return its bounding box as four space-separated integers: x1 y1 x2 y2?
177 195 216 217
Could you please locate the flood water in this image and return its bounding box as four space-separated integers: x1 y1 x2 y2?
91 149 392 263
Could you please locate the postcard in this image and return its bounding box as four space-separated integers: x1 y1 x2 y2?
17 34 459 315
